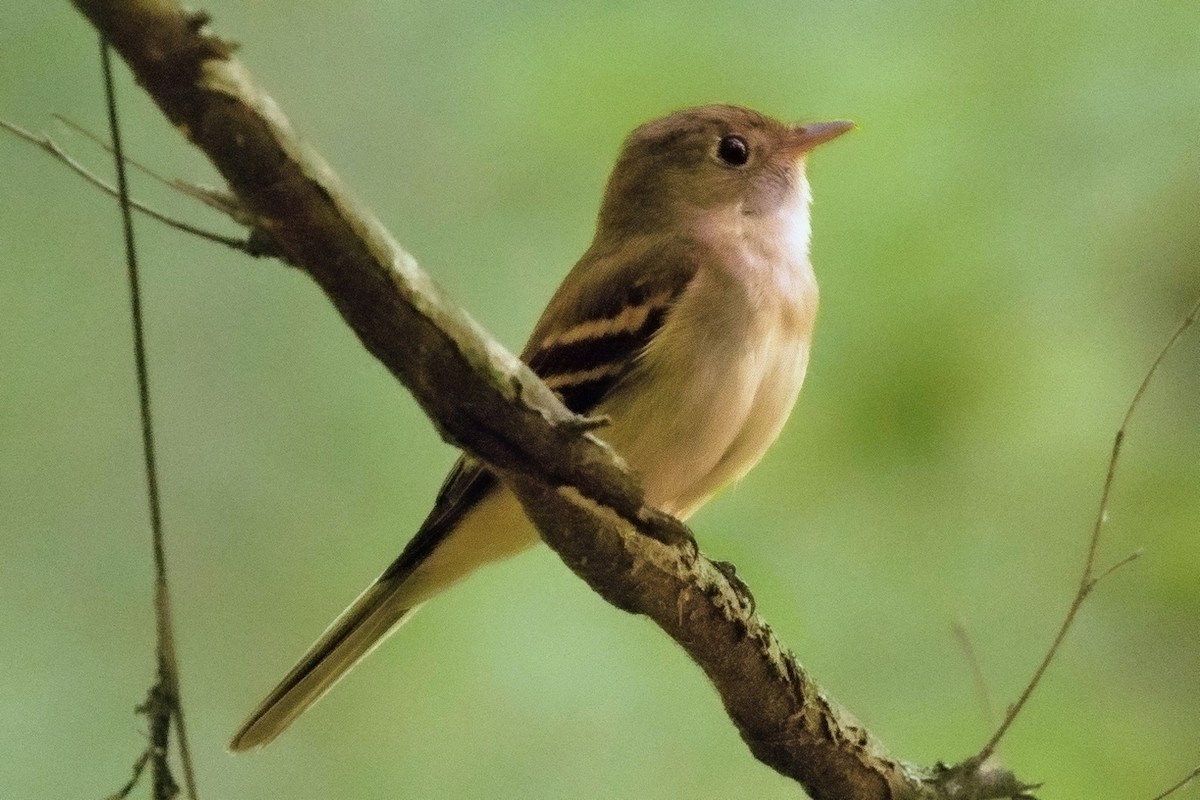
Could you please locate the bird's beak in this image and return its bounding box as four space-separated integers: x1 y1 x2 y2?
787 119 855 152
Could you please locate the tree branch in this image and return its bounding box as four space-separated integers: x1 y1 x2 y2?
70 1 1028 796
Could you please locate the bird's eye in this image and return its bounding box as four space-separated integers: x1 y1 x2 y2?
716 134 749 166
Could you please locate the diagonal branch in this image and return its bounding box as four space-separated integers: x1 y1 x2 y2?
70 2 1028 797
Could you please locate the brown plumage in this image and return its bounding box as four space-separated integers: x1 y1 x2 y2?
230 105 851 751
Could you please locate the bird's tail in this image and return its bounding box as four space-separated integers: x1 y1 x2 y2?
231 479 532 750
229 577 422 751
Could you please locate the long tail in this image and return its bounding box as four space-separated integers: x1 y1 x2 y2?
231 472 531 750
229 577 422 751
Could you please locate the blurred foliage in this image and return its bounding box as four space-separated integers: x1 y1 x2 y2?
2 2 1198 798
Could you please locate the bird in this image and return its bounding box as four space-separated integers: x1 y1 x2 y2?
230 104 852 750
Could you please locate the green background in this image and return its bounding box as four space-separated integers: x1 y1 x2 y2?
2 2 1198 798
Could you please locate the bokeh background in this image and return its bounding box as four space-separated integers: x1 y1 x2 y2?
3 3 1198 798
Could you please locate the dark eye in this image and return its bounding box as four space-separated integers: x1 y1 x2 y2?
716 134 749 166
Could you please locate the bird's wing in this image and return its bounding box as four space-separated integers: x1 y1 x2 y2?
521 240 694 412
383 235 699 582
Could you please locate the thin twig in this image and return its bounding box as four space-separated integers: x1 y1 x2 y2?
55 113 181 188
952 620 996 731
52 113 253 224
100 38 199 800
1151 764 1200 800
103 749 151 800
970 293 1200 765
0 116 254 253
1095 547 1143 583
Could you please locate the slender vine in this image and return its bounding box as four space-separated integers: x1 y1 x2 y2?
99 37 199 800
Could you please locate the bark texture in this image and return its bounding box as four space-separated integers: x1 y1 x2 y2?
72 2 1032 797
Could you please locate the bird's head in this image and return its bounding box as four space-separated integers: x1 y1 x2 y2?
596 104 853 239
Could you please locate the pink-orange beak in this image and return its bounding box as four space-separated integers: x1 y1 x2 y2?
788 119 855 152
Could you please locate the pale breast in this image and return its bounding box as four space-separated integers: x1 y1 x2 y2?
595 254 816 519
592 166 819 518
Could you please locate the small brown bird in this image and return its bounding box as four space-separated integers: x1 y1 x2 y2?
231 104 852 750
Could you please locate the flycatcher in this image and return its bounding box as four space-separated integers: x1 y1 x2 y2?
231 104 852 750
